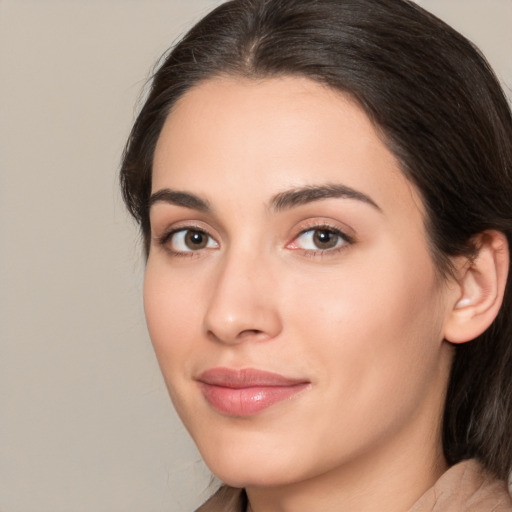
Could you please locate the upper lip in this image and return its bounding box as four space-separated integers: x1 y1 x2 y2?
196 367 309 388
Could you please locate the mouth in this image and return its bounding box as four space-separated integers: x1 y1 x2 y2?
196 367 310 417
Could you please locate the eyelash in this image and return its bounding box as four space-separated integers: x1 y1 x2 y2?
287 224 354 257
155 223 354 258
157 226 218 258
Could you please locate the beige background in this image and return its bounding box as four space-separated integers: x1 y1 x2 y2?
1 1 510 511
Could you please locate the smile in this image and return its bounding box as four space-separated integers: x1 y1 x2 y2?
196 367 311 416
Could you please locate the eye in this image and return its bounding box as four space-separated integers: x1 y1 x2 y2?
288 227 351 252
166 228 219 253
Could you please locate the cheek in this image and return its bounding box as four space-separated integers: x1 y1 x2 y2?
143 261 213 427
283 244 446 405
143 261 205 374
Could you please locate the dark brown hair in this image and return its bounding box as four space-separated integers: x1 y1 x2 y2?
120 0 512 479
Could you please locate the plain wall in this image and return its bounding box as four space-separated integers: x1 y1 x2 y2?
1 1 510 511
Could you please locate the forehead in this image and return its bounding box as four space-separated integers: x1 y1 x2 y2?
152 76 423 221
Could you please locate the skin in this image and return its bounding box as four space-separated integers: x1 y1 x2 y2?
145 76 462 512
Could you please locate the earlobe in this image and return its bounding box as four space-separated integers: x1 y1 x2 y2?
444 230 509 344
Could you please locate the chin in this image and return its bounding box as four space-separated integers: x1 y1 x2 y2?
194 429 319 489
208 459 299 489
197 442 284 487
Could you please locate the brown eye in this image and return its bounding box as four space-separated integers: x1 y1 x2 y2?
288 227 350 252
185 230 208 249
312 229 340 249
168 229 219 253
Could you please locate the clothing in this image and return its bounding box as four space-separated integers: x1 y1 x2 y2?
408 460 512 512
195 459 512 512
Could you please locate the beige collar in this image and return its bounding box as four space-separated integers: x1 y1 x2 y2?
196 459 512 512
409 459 512 512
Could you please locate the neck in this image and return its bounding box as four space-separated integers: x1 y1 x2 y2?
246 414 447 512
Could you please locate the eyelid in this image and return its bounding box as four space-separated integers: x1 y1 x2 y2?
286 220 355 252
154 222 220 256
152 218 215 241
290 219 355 241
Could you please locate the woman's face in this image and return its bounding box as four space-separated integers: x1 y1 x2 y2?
145 77 456 489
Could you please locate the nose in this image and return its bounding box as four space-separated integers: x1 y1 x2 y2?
203 251 282 345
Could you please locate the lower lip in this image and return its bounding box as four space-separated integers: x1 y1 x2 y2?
200 383 309 416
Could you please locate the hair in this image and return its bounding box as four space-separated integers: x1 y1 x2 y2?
120 0 512 481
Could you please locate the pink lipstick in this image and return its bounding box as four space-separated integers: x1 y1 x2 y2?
197 367 310 416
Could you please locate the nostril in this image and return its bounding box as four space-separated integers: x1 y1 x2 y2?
238 329 269 342
206 327 273 345
241 329 263 336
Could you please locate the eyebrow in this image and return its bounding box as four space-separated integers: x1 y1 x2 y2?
270 184 381 212
149 189 211 212
148 183 381 214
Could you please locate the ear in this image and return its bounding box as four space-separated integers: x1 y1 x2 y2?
444 230 509 344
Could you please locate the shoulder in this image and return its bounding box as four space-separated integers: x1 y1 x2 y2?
409 459 512 512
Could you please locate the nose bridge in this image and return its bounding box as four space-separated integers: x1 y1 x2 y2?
204 245 281 344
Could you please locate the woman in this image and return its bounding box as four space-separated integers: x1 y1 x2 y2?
120 0 512 510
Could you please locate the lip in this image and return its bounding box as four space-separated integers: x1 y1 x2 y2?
196 367 310 417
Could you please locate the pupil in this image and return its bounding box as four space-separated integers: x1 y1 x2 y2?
190 232 203 244
313 230 338 249
185 230 207 249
